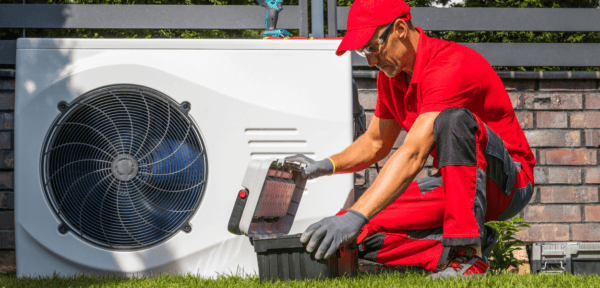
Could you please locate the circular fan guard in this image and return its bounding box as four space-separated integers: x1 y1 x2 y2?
41 85 207 249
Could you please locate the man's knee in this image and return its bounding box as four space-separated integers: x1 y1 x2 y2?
433 107 479 167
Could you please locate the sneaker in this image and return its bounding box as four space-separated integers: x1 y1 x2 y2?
428 246 490 279
482 225 499 260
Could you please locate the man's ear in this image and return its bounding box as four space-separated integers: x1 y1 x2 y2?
393 19 408 40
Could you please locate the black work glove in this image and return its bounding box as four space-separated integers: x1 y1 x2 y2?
300 209 369 260
285 154 334 179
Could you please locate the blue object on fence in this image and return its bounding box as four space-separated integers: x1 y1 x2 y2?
257 0 290 38
262 29 290 38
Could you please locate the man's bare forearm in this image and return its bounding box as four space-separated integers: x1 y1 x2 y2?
350 145 427 218
329 134 390 174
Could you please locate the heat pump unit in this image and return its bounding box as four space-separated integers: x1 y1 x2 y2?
15 39 353 278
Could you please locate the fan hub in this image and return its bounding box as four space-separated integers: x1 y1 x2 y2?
112 154 139 181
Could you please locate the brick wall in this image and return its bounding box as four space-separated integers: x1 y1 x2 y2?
0 70 15 250
355 73 600 242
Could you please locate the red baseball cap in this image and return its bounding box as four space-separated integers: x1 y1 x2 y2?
336 0 412 56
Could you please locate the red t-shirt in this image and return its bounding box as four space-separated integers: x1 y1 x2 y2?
375 27 536 180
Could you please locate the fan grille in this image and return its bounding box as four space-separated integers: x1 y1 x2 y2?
41 85 207 249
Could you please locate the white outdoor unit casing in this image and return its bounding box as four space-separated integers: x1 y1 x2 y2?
15 39 353 278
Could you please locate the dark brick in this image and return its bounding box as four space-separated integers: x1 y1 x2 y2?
376 150 391 167
366 113 407 149
2 113 13 130
414 169 429 181
0 212 13 230
523 205 581 223
586 94 600 109
427 167 439 176
586 167 600 184
572 224 600 241
425 156 434 166
534 167 582 184
366 167 378 186
1 80 15 91
366 111 374 128
0 172 13 190
539 80 597 91
540 186 598 203
354 171 365 186
0 250 15 266
355 78 377 90
359 89 377 110
0 151 12 169
524 93 582 110
571 112 600 128
0 192 13 210
0 132 10 149
524 130 580 147
530 187 538 204
538 149 596 165
0 231 15 249
502 80 535 91
585 130 600 147
516 224 569 242
515 111 533 129
536 112 567 128
533 167 544 183
585 205 600 222
0 92 14 110
393 130 407 149
508 92 521 109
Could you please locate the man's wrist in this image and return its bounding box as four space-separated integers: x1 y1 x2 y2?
327 157 336 175
347 209 369 223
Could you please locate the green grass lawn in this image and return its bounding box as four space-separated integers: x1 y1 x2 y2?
1 272 599 288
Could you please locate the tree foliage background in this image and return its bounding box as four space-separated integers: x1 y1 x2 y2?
1 0 600 70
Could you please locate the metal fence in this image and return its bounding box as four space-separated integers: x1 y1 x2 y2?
328 5 600 67
0 3 309 65
1 3 600 67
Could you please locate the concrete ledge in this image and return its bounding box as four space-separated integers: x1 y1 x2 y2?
5 68 600 80
353 70 600 80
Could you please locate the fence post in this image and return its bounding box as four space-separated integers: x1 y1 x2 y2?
300 0 309 37
327 0 337 37
22 0 25 37
311 0 324 38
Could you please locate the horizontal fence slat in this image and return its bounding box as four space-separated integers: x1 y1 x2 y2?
0 4 303 30
0 41 16 65
351 43 600 67
337 7 600 31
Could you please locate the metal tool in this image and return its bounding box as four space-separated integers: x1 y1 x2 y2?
258 0 290 38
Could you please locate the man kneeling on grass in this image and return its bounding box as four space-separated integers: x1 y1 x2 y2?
286 0 535 279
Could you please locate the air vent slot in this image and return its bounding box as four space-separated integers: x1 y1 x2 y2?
246 128 312 160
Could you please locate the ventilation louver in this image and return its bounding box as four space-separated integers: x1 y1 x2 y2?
41 85 207 249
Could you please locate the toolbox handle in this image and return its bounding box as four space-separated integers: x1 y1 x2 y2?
542 260 565 273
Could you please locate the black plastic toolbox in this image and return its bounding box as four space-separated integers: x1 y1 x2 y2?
228 159 359 281
526 242 600 275
253 234 358 281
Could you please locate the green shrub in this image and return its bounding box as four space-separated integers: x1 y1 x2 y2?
487 216 530 273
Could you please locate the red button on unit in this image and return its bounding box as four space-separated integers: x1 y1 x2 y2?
239 189 247 198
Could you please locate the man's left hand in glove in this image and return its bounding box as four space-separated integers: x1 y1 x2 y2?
300 209 369 260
